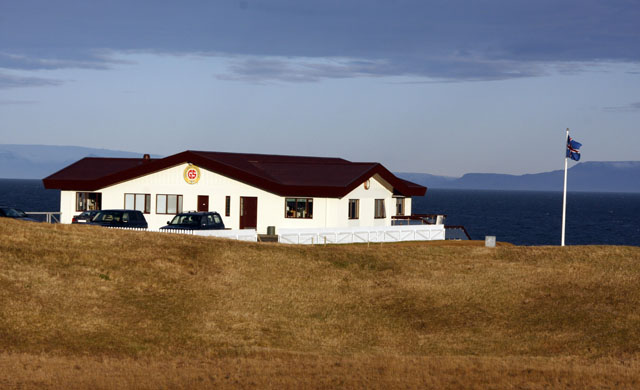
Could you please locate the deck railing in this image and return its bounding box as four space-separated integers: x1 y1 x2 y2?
25 212 61 224
391 214 446 225
444 225 471 240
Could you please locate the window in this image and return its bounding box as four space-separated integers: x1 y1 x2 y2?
285 198 313 219
348 199 359 219
124 193 151 213
156 194 183 214
375 199 386 219
76 192 102 211
225 196 231 216
396 198 405 216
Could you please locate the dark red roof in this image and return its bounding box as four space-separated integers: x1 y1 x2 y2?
43 150 426 197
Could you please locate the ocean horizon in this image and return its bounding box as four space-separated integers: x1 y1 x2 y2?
1 179 638 246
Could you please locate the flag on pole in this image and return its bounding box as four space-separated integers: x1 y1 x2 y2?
566 136 582 161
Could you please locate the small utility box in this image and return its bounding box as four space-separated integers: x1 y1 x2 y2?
485 236 496 248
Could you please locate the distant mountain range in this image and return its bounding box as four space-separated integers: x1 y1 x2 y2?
0 144 159 179
398 161 640 193
1 144 639 192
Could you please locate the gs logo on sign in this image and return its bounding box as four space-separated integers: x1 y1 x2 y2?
183 164 201 184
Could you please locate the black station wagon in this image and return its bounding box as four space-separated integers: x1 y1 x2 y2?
160 212 225 230
0 206 38 222
88 209 148 229
72 210 100 224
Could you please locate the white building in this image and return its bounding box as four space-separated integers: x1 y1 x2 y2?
43 150 426 232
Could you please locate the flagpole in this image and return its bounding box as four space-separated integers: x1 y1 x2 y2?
561 128 569 246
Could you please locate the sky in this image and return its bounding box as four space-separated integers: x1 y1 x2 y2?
1 0 639 176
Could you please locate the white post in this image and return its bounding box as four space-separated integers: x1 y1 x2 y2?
561 128 569 246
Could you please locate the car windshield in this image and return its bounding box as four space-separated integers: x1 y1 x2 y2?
169 215 201 226
3 208 27 218
93 211 123 222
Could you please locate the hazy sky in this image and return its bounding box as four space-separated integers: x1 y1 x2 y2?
1 0 639 176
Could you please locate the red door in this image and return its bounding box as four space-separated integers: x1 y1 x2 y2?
239 197 257 229
197 195 209 212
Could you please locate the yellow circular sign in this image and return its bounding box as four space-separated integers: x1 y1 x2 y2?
183 164 201 184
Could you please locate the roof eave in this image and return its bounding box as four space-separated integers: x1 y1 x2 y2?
340 164 427 197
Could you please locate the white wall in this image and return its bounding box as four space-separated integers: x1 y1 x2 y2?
59 164 413 232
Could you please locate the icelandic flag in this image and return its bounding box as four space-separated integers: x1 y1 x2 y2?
566 136 582 161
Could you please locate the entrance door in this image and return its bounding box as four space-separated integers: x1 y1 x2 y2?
239 196 257 229
197 195 209 212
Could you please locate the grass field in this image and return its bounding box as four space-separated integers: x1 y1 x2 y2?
1 218 639 389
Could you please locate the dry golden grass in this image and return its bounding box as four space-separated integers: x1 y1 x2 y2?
1 218 639 389
2 353 639 389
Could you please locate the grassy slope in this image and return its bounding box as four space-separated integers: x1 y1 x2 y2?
1 219 639 389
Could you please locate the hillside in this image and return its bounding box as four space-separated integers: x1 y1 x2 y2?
399 161 640 192
1 219 640 389
0 144 160 179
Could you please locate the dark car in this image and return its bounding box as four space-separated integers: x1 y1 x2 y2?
88 209 148 229
72 210 100 224
160 212 225 230
0 206 39 222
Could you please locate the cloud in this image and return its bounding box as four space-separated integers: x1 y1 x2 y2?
0 51 125 71
1 0 639 82
216 54 546 83
0 73 63 89
216 57 393 83
603 102 640 112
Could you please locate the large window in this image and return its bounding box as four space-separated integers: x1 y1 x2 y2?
395 198 405 216
374 199 386 219
285 198 313 219
124 193 151 213
348 199 359 220
156 194 183 214
76 192 101 211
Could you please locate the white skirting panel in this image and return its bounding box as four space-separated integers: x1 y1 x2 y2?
106 227 258 242
278 225 445 245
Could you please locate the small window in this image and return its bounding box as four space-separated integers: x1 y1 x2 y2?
225 196 231 217
285 198 313 219
156 194 183 214
375 199 386 219
348 199 359 220
76 192 102 211
396 198 405 216
124 193 151 213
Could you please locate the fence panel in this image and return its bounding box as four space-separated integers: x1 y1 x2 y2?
107 227 257 242
431 229 445 240
279 234 299 245
278 225 445 245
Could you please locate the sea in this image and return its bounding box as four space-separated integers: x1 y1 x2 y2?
1 179 639 246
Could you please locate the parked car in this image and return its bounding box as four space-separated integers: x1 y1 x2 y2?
0 206 39 222
160 211 225 230
88 209 148 229
72 210 100 224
